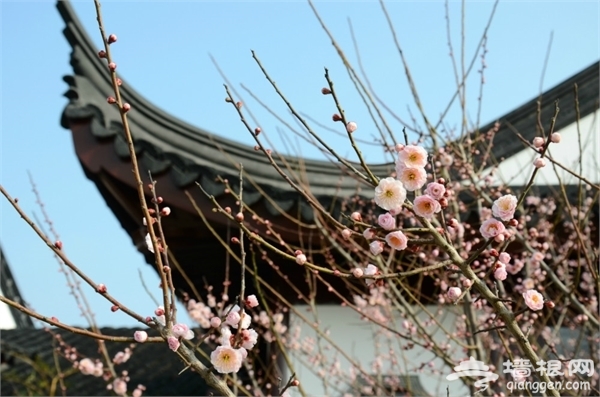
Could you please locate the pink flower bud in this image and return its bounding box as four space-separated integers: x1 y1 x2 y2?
244 294 259 308
447 287 461 301
533 137 545 148
346 121 357 133
96 284 107 293
210 317 222 328
235 212 244 222
254 127 261 136
116 78 122 86
550 133 561 143
107 96 116 104
122 103 131 113
545 300 556 309
108 62 117 71
54 240 63 250
134 330 148 343
111 305 119 312
337 229 351 241
236 101 243 109
231 237 240 244
154 307 165 316
108 34 118 44
167 336 180 351
332 114 342 122
350 212 362 222
291 380 300 387
321 87 331 95
160 207 171 216
98 50 107 58
352 268 364 278
295 254 307 265
533 158 546 168
508 219 519 227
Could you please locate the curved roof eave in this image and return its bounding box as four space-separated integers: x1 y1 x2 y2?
57 0 391 206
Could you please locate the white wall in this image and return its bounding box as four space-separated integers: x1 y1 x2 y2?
0 286 17 329
484 110 599 187
288 304 471 396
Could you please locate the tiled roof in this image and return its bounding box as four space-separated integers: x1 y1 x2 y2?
1 327 210 396
57 0 598 221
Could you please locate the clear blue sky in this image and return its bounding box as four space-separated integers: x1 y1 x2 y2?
1 1 598 328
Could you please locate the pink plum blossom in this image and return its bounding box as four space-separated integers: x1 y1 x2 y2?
210 345 244 374
413 195 441 219
374 177 407 211
550 132 561 143
167 336 180 351
395 166 427 191
78 358 95 375
377 212 396 230
498 252 511 264
369 241 384 255
364 264 379 286
385 230 408 251
240 329 259 349
112 379 127 395
396 145 428 168
492 194 518 221
523 289 544 311
245 295 259 308
494 264 507 281
425 182 446 200
479 218 506 239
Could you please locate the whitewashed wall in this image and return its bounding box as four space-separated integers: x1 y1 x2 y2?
0 286 17 329
288 304 471 396
485 110 599 187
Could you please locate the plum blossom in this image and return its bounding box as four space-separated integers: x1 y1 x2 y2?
396 145 428 168
369 241 384 255
245 294 259 308
210 345 244 374
374 177 406 211
78 358 96 375
171 323 194 340
479 218 506 239
385 230 408 251
494 263 507 281
533 158 546 168
425 182 446 200
523 289 544 311
112 379 127 395
395 166 427 191
225 305 251 329
498 252 511 264
377 212 396 230
364 264 379 286
413 195 441 219
145 233 154 253
167 336 180 351
492 194 518 221
240 328 259 349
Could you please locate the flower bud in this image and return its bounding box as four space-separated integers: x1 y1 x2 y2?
107 96 116 104
533 137 544 148
533 158 546 168
108 62 117 71
108 34 118 44
54 240 63 250
96 284 107 293
122 103 131 113
321 87 331 95
346 121 357 133
235 212 244 222
254 127 261 136
160 207 171 216
332 114 342 122
111 305 120 312
447 287 461 301
134 330 148 343
550 133 561 143
98 50 107 58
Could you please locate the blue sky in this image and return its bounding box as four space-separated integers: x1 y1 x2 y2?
1 1 598 328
